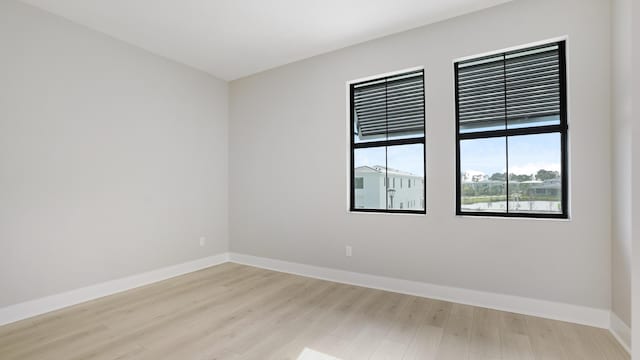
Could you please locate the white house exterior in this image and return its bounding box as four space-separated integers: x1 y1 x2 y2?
462 170 487 183
354 166 424 210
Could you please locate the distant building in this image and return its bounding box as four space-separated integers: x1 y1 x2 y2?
527 178 561 197
462 170 487 183
354 166 424 210
461 176 560 199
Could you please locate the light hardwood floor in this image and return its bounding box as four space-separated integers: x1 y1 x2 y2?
0 263 629 360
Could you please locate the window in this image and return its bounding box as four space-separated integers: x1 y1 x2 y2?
350 69 426 213
455 41 568 218
354 177 364 189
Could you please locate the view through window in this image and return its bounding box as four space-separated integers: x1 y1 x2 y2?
350 69 425 213
455 41 568 218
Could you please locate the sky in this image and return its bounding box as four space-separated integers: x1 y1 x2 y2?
461 133 561 176
355 143 424 175
354 133 561 177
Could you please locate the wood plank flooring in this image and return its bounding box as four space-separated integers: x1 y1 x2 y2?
0 263 629 360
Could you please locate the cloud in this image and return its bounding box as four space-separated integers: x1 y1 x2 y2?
509 162 561 175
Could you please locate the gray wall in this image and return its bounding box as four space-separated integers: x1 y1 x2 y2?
229 0 612 309
632 0 640 355
0 1 229 307
611 0 632 327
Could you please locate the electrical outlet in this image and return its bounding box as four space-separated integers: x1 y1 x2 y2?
199 237 206 247
345 245 352 257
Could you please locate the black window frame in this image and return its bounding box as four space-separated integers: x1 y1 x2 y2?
454 41 569 219
349 69 426 215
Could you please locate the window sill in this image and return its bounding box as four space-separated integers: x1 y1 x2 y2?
455 213 571 221
348 209 426 216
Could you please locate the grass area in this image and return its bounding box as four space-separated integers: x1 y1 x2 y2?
461 195 560 205
461 196 506 205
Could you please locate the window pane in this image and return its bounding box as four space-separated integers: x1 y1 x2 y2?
387 144 424 211
507 115 560 129
507 133 562 214
455 42 566 218
353 147 386 210
459 118 506 134
386 72 424 141
505 44 561 129
459 137 507 213
457 56 506 134
353 71 424 143
354 80 386 144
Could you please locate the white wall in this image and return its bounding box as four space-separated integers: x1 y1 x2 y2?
611 0 633 328
0 1 229 307
632 0 639 356
229 0 612 310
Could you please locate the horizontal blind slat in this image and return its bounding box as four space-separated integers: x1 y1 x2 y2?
354 70 424 139
456 42 562 131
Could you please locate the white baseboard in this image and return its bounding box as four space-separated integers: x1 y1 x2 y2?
1 250 620 350
228 252 610 329
0 253 229 326
609 311 631 354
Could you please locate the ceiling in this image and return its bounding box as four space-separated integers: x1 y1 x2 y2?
22 0 512 81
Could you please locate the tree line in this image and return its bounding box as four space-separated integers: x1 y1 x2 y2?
462 169 561 198
487 169 560 182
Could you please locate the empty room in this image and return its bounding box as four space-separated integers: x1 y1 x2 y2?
0 0 638 359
